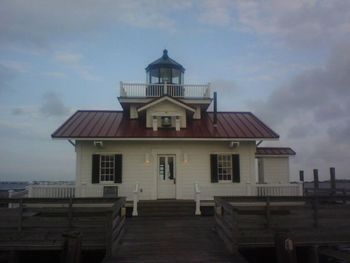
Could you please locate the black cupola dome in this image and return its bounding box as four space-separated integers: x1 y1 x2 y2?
146 49 185 85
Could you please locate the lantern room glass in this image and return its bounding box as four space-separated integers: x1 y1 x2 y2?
148 68 183 84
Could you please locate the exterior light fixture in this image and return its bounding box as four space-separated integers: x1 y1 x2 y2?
93 141 103 148
144 153 151 165
183 153 188 164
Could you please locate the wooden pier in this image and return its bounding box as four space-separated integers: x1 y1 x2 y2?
214 195 350 260
103 216 248 263
0 197 125 262
1 195 350 262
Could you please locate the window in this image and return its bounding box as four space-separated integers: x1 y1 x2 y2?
92 154 122 184
217 154 232 182
100 155 115 182
210 154 240 183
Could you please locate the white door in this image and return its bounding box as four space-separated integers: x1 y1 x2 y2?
157 155 176 199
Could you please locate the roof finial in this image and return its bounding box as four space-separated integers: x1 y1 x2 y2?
163 49 168 58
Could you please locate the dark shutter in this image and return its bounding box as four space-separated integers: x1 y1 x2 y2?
114 154 122 183
92 154 100 184
210 154 218 183
232 154 240 183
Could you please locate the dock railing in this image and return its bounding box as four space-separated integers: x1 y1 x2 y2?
251 183 303 196
214 195 350 253
120 82 211 98
0 197 126 258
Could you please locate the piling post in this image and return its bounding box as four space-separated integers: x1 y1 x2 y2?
330 167 336 193
299 170 304 196
61 231 81 263
274 232 297 263
313 169 319 194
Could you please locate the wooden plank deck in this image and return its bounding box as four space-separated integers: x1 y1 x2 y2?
0 198 126 257
104 216 248 263
214 196 350 252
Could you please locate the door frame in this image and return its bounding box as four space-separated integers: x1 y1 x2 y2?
156 154 176 199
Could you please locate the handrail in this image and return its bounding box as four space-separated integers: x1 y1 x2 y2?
194 182 201 215
0 197 126 258
8 189 28 208
132 182 139 216
120 82 211 98
253 183 303 196
214 195 350 253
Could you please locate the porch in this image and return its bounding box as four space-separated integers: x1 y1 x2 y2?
14 182 303 199
119 82 211 98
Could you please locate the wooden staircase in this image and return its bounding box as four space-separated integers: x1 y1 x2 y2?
137 200 196 217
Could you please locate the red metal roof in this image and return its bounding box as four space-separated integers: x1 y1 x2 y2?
256 147 296 156
52 110 279 139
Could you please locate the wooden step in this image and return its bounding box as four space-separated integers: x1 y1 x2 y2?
137 200 196 217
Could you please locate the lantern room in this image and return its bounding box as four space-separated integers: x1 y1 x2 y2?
146 49 185 85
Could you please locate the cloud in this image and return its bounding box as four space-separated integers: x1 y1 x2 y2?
198 0 350 48
198 0 233 26
0 0 191 49
39 92 70 117
0 64 16 92
54 51 98 80
250 42 350 179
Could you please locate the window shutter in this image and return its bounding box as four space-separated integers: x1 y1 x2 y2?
114 154 122 183
210 154 218 183
92 154 100 184
232 154 240 183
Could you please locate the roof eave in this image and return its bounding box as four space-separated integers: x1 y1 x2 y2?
51 137 279 141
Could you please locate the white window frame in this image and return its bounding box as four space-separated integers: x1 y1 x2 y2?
217 154 232 183
100 154 115 183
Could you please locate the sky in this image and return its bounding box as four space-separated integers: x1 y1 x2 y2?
1 0 350 182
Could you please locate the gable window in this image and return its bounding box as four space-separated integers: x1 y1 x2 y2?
210 154 240 183
100 155 115 182
217 154 232 182
92 154 123 184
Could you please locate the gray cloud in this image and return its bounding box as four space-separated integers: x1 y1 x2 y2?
0 0 191 48
0 64 17 92
251 42 350 179
199 0 350 48
39 92 70 117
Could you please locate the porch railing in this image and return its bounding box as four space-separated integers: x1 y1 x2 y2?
249 183 303 196
27 184 75 198
120 82 211 98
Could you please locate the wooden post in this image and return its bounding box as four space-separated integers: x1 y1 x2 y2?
274 232 297 263
68 198 73 229
265 196 271 229
313 169 319 194
313 195 319 228
17 199 23 232
305 245 319 263
231 207 239 254
330 167 336 193
105 211 113 258
299 170 304 182
61 231 81 263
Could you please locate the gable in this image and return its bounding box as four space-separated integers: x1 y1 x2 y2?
145 100 188 129
137 96 195 113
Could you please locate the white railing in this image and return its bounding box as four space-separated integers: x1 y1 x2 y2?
194 182 201 215
251 183 303 196
27 184 75 198
120 82 211 98
8 189 28 208
132 182 139 216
